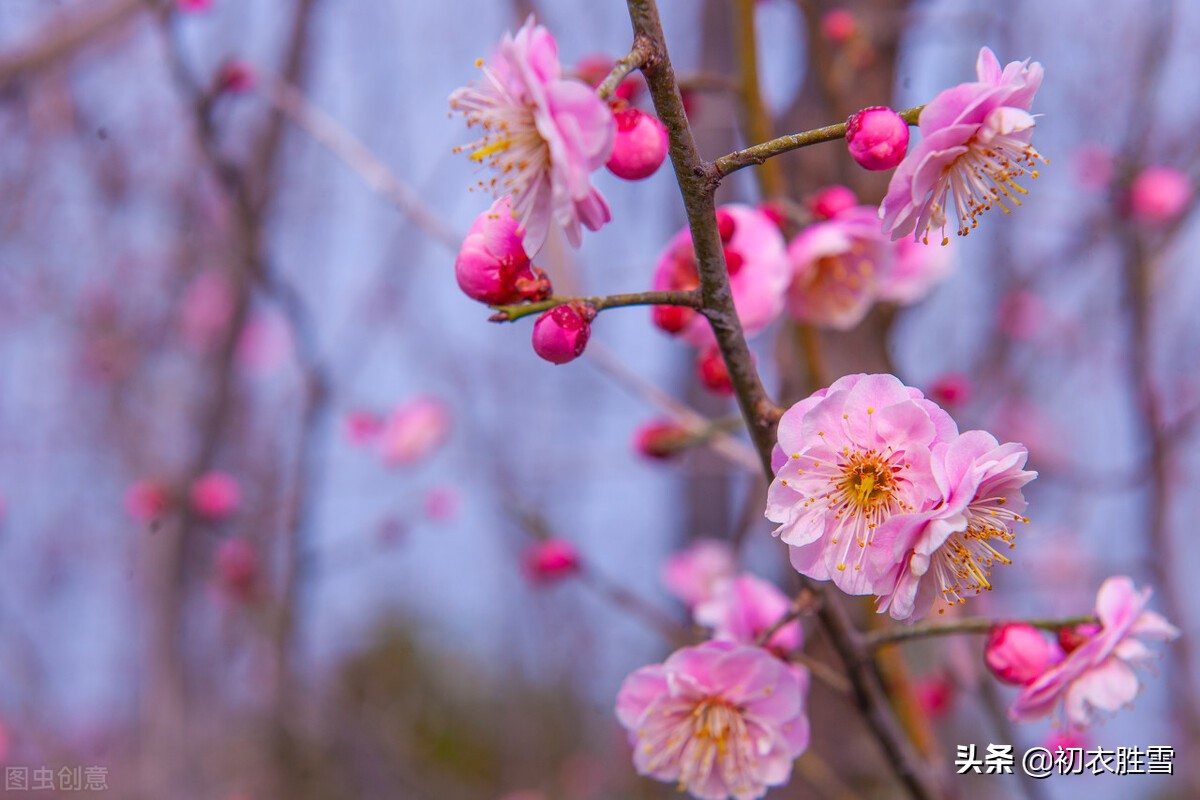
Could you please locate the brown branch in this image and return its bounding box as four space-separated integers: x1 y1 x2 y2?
866 615 1097 650
596 38 652 100
488 288 699 322
713 104 924 178
0 0 152 87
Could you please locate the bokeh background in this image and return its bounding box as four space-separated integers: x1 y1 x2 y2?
0 0 1198 798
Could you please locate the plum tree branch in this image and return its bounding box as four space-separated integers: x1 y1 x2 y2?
866 615 1097 650
488 289 700 322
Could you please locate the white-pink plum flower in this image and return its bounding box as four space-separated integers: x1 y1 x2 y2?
651 205 788 345
872 429 1035 622
1010 577 1180 726
875 234 955 305
695 574 803 656
765 374 958 597
450 17 615 257
880 47 1045 243
615 641 810 800
785 206 891 329
662 539 737 608
377 396 451 467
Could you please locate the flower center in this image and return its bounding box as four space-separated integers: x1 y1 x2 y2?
820 445 911 574
931 497 1028 612
675 698 755 795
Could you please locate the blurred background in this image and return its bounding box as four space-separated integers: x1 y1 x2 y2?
0 0 1198 798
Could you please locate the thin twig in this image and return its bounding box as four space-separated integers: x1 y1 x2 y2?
489 288 699 322
713 105 924 178
866 615 1096 650
596 38 652 100
0 0 151 86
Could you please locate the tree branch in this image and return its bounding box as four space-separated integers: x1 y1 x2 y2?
488 289 699 322
596 38 652 100
866 615 1097 650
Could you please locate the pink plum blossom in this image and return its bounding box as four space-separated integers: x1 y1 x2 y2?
455 196 550 305
651 204 789 345
846 107 909 171
694 574 803 656
765 374 958 597
662 539 737 608
928 372 972 408
696 345 734 395
872 429 1035 622
875 234 955 305
377 396 451 467
785 206 891 330
523 538 581 584
125 479 172 523
1010 577 1180 726
985 624 1065 686
806 185 857 221
450 17 615 257
177 0 213 11
189 471 241 520
615 641 809 800
820 9 858 44
880 47 1045 243
1128 165 1191 224
343 410 384 445
606 108 669 181
532 303 593 364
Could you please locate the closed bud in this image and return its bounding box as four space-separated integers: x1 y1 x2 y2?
846 106 909 171
820 9 858 44
455 197 549 305
523 538 581 584
651 304 695 334
190 471 241 520
532 303 594 364
1128 165 1191 224
634 420 691 460
985 623 1065 686
696 346 734 395
606 108 669 181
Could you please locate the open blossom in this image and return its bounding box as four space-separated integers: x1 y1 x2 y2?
377 396 451 466
695 574 803 656
450 17 615 257
875 234 955 305
765 374 958 596
873 429 1035 622
615 641 809 800
785 205 891 329
880 47 1045 243
1010 577 1181 726
652 205 789 345
662 539 737 608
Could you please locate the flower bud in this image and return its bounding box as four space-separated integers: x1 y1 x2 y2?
696 346 734 395
805 185 857 220
716 208 738 243
820 9 858 44
455 197 550 305
1128 165 1191 224
523 538 581 584
575 54 642 103
634 420 691 460
651 304 695 334
190 471 241 520
216 60 256 94
757 201 789 233
125 479 172 523
343 410 384 445
1057 622 1102 654
606 108 669 181
929 372 972 407
846 106 909 171
984 624 1065 686
532 303 594 364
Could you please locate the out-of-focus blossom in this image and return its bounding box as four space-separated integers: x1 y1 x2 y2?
819 9 858 43
985 624 1065 686
532 303 593 364
846 107 909 171
125 479 172 523
881 47 1044 243
696 345 734 395
1011 577 1180 726
190 471 241 520
343 410 384 445
695 574 803 656
177 0 213 12
997 289 1050 341
912 675 955 718
450 17 615 257
455 196 550 305
874 430 1034 622
1073 143 1114 189
662 539 736 608
574 53 642 103
615 641 809 800
651 204 789 345
214 537 259 603
606 108 669 181
523 538 581 584
785 206 890 330
634 420 691 460
377 396 452 467
236 311 293 374
806 185 857 221
757 200 789 233
180 270 234 352
1045 728 1087 754
1128 165 1191 225
875 235 955 305
423 485 460 523
766 374 958 597
215 59 256 93
1057 622 1102 654
928 372 972 408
